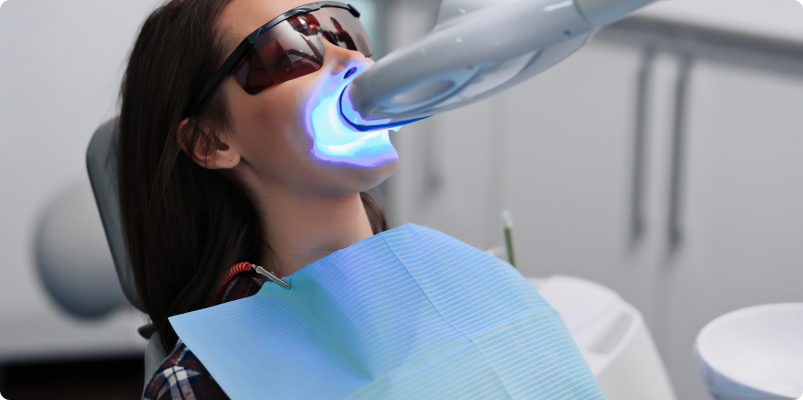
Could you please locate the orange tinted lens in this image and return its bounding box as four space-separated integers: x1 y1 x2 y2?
233 14 324 94
232 8 371 95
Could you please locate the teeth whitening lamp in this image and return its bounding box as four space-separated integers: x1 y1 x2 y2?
340 0 657 131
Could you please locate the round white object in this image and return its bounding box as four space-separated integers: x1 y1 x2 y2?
695 303 803 400
34 178 125 318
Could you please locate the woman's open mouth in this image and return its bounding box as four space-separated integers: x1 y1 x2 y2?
310 85 390 147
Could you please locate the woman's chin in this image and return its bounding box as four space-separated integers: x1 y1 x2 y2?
306 134 398 195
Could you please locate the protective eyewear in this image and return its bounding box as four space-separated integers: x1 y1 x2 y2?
185 1 372 118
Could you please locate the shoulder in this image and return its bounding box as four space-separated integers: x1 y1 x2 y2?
144 340 228 400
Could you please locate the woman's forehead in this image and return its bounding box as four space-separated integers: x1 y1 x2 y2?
219 0 311 50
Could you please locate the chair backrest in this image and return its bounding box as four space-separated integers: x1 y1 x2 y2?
85 117 145 312
87 119 171 385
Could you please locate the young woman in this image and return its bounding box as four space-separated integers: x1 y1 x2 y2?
119 0 393 397
121 0 611 398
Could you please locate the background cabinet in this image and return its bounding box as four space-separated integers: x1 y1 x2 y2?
388 15 803 400
656 57 803 399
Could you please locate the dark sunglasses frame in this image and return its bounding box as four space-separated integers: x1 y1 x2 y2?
184 1 366 119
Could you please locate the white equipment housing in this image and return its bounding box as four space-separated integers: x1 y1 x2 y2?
340 0 657 130
530 276 677 400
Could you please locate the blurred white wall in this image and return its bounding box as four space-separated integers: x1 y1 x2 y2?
0 0 161 363
637 0 803 40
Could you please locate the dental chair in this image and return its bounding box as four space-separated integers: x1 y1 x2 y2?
86 0 666 389
87 117 677 398
86 117 168 386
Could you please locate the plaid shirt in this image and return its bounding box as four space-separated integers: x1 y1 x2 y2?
143 272 267 400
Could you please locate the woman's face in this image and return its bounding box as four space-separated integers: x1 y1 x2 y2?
217 0 399 198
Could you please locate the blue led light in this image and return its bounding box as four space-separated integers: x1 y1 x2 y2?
307 77 399 168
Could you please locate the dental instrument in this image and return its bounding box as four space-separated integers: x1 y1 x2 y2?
502 210 516 268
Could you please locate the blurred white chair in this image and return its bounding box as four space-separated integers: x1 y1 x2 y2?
88 116 678 393
528 275 677 400
86 118 166 386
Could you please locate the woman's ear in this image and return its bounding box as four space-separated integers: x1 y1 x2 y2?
176 118 240 169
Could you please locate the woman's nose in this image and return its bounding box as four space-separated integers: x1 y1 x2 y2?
322 39 367 80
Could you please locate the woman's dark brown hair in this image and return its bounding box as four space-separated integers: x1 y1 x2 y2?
119 0 387 353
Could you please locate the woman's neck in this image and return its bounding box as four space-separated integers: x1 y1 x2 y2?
253 190 374 278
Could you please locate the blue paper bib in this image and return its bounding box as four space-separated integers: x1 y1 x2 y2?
170 224 605 399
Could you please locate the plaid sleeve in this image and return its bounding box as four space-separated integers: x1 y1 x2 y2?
143 341 228 400
143 274 266 400
218 274 267 304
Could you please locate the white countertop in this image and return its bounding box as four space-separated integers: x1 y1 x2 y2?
0 304 147 365
635 0 803 41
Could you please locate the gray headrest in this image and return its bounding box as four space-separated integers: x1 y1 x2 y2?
86 117 145 312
